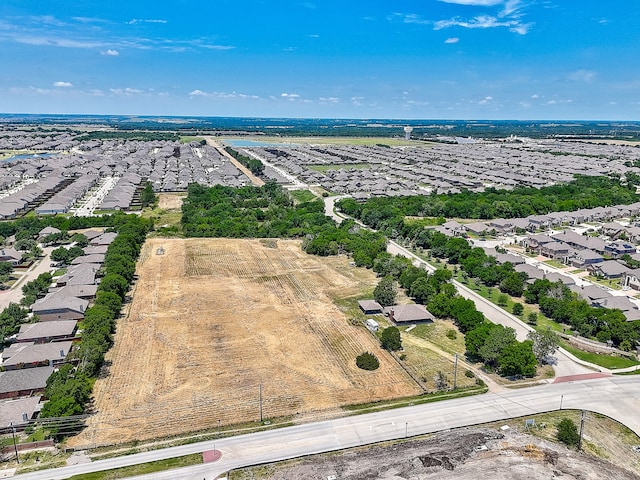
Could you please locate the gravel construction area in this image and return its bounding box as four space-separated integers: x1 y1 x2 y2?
232 427 640 480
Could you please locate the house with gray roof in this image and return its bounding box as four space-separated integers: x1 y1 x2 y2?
0 396 42 426
2 341 72 370
0 366 53 400
358 300 383 315
31 295 88 321
385 304 435 324
0 248 23 266
15 320 78 344
588 260 630 279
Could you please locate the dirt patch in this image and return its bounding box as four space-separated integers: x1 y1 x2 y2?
69 238 420 447
156 193 185 210
232 427 640 480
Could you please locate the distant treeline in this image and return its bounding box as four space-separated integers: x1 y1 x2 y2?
337 175 639 229
224 146 265 176
74 131 180 142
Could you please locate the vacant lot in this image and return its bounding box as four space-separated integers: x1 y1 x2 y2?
70 238 420 447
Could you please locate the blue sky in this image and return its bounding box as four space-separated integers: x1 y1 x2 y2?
1 0 639 119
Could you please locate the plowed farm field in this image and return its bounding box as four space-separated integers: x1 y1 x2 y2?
70 238 420 447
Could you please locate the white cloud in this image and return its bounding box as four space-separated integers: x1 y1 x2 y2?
101 49 119 56
438 0 503 5
52 81 73 88
568 69 596 82
189 90 259 99
531 94 539 99
319 97 340 104
110 87 144 95
434 15 532 34
478 96 493 105
444 37 459 43
127 19 168 25
280 93 300 98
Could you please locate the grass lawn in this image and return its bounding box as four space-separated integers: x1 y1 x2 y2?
65 453 203 480
543 259 566 269
560 342 640 369
288 189 318 204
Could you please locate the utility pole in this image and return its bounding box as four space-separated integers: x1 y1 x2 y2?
259 383 263 423
578 410 586 450
405 422 408 438
10 422 19 463
453 353 458 390
560 395 564 410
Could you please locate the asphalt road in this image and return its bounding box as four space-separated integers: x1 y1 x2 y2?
0 247 53 311
15 375 640 480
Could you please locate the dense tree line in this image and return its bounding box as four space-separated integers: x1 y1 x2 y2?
224 146 265 177
337 175 639 225
182 183 388 268
40 215 152 421
74 131 180 142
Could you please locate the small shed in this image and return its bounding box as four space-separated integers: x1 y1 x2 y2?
358 299 383 315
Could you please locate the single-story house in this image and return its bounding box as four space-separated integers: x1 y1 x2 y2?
464 222 490 236
521 234 554 252
604 241 636 259
569 249 603 268
385 304 435 324
0 248 23 266
514 263 545 283
31 295 88 322
50 284 98 300
587 260 629 279
0 396 42 428
544 272 576 286
37 226 61 241
358 300 383 315
15 320 78 344
1 341 72 370
0 366 53 400
569 284 612 303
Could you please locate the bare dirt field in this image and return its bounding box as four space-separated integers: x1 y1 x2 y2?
156 193 185 210
70 238 421 447
232 422 640 480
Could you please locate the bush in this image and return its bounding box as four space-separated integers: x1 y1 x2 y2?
446 329 457 340
356 352 380 371
380 326 402 351
556 418 580 447
464 369 475 378
512 303 524 316
527 312 538 325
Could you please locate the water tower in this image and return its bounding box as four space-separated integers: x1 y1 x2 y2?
403 126 413 140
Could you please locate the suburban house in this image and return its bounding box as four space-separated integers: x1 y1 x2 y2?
385 304 435 324
604 241 636 259
15 320 78 344
0 366 53 400
464 222 490 236
37 226 61 241
521 234 554 252
31 295 88 321
592 296 640 322
0 396 42 428
552 230 607 254
587 260 630 279
569 249 604 268
544 271 576 286
440 220 467 237
622 268 640 291
358 300 383 315
539 241 572 260
0 248 23 266
515 263 545 283
1 341 73 370
55 263 99 287
569 284 612 303
50 284 98 300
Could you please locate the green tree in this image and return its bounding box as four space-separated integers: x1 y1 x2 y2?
478 325 517 367
556 418 580 447
527 311 538 325
373 275 397 307
527 329 560 364
499 271 525 297
380 326 402 351
512 303 524 316
498 340 537 377
141 181 157 207
50 247 70 264
99 274 129 298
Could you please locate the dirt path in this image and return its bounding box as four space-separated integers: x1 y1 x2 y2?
205 137 265 186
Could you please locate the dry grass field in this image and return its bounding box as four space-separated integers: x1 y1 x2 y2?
69 238 421 447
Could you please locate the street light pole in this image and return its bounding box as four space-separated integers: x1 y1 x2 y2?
560 395 564 410
10 422 19 463
453 353 458 390
405 422 408 438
